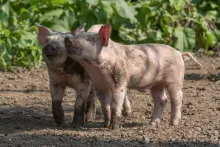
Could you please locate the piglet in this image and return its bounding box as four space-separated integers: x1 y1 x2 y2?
36 23 96 128
64 24 185 129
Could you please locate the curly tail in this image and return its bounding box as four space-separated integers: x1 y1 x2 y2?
182 52 203 68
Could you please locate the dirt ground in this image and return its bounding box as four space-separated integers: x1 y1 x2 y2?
0 56 220 147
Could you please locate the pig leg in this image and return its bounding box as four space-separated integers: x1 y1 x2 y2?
166 85 183 126
85 88 97 122
72 85 90 128
50 84 65 126
122 94 131 117
111 88 127 129
97 90 112 128
149 83 167 126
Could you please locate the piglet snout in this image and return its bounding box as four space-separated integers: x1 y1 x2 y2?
43 45 58 58
64 37 76 54
64 37 82 55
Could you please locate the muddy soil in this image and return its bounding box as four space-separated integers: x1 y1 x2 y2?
0 56 220 147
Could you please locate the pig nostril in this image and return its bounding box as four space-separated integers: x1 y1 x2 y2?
44 47 58 58
51 47 57 52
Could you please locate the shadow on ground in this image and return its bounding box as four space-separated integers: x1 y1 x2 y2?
0 133 219 147
184 73 220 81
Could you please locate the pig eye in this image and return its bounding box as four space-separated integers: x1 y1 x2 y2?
86 37 94 43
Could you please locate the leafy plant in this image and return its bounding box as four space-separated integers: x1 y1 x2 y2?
0 0 219 71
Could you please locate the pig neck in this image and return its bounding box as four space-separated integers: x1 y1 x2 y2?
82 40 127 91
98 39 121 64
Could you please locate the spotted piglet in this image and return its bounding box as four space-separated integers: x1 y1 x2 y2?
64 24 185 129
36 23 97 128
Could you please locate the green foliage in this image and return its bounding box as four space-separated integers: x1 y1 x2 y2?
0 0 219 71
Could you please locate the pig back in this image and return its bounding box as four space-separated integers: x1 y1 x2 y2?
125 44 184 89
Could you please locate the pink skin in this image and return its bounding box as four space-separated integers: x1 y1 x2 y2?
64 24 184 129
36 23 97 128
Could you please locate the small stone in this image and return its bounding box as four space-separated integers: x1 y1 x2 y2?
143 136 150 143
182 116 188 120
139 136 150 144
213 130 219 136
7 84 14 88
194 127 202 132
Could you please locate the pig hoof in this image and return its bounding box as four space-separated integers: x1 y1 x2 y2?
110 115 122 130
104 121 111 128
52 101 64 125
170 119 179 126
85 114 95 122
110 123 121 130
85 112 96 122
72 120 84 128
122 109 131 117
150 120 160 127
85 103 96 122
54 118 64 126
71 122 84 129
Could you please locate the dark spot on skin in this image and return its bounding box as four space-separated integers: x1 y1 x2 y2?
121 89 123 92
111 67 122 88
83 59 91 64
63 57 88 80
111 67 125 88
96 59 102 65
100 62 111 71
125 47 135 60
160 99 167 107
129 76 139 86
110 60 127 88
52 101 64 125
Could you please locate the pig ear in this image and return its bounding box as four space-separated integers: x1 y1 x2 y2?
35 23 53 45
64 37 72 49
71 23 86 35
98 24 111 47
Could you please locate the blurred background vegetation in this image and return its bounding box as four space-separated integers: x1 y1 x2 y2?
0 0 220 71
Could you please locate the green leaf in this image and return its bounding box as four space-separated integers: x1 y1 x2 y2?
136 4 150 26
214 29 220 41
49 0 65 5
39 9 64 22
0 1 9 16
173 27 196 51
205 30 217 47
113 0 137 23
101 1 114 19
51 24 69 32
173 0 185 11
86 0 99 5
